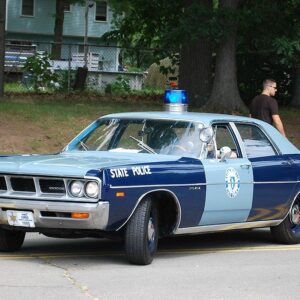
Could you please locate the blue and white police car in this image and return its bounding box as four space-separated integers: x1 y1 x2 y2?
0 90 299 265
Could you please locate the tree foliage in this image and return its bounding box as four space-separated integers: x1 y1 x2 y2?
236 0 300 105
106 0 300 111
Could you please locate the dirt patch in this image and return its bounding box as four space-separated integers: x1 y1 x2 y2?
0 116 52 154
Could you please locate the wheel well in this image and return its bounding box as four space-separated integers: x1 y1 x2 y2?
290 192 300 209
147 191 180 237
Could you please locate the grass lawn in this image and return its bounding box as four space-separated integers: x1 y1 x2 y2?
0 95 299 154
0 96 161 154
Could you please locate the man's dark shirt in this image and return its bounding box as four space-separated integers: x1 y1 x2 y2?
250 94 279 124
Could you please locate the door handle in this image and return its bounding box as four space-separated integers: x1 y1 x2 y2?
240 164 251 169
281 161 293 166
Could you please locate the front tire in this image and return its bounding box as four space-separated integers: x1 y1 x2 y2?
125 197 158 265
0 228 25 251
271 199 300 244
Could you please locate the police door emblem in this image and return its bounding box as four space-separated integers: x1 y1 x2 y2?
225 167 240 198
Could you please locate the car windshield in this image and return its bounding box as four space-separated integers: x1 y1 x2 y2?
67 118 205 158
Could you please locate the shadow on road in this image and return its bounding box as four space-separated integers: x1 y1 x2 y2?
14 228 277 264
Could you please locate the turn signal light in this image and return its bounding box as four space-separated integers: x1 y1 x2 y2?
71 212 89 219
116 192 125 197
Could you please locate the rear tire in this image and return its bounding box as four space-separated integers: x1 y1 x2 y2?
271 199 300 244
125 197 158 265
0 228 25 251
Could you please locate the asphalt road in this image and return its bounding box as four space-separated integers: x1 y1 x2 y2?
0 229 299 300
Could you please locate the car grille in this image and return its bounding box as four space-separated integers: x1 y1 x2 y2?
11 177 35 192
0 175 101 202
0 176 6 190
39 179 66 194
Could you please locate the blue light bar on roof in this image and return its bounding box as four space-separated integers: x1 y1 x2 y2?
164 89 188 105
164 90 188 113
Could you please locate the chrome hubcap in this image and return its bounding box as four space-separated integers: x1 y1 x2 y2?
290 204 300 225
148 217 155 242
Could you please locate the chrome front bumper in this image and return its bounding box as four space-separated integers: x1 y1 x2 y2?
0 198 109 230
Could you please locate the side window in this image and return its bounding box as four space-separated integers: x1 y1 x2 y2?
215 125 237 151
235 124 276 158
207 124 239 159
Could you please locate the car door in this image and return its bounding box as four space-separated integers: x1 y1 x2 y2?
235 123 297 222
200 123 254 226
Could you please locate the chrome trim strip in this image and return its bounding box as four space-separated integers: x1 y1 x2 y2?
110 180 299 189
109 183 204 189
5 175 12 191
34 177 41 195
116 189 182 232
254 181 300 184
175 220 283 235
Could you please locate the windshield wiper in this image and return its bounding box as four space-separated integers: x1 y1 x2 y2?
80 141 89 151
130 136 157 154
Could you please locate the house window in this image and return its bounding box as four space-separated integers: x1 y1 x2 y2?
21 0 34 16
64 1 71 12
95 1 107 22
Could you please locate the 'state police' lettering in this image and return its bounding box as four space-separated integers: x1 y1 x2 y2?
110 165 152 178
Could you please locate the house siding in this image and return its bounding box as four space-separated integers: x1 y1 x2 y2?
7 0 113 38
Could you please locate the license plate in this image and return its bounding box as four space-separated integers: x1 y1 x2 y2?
6 210 35 228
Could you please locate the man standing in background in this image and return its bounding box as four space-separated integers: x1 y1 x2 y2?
250 78 286 137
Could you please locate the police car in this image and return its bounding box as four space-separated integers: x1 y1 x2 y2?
0 90 299 265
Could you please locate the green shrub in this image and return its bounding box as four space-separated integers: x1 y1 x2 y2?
105 75 131 94
23 52 59 92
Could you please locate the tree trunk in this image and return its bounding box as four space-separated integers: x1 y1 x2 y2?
179 40 212 107
291 66 300 106
179 0 213 107
205 0 247 113
52 0 65 59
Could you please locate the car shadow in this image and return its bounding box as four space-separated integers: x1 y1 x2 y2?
12 228 278 265
159 228 274 251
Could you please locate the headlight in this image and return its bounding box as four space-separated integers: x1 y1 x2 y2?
70 180 84 197
85 181 99 198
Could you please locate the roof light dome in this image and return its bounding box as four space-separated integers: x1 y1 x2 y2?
164 89 188 113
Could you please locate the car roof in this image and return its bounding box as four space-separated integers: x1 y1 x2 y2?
102 111 252 125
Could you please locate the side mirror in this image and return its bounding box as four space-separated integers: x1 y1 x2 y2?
220 146 232 161
199 127 214 143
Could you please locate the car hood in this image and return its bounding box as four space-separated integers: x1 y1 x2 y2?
0 151 178 177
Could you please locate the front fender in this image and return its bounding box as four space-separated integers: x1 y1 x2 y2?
101 158 206 230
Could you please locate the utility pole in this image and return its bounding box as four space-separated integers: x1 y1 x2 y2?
83 0 89 68
84 0 94 68
0 0 7 98
74 0 93 90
